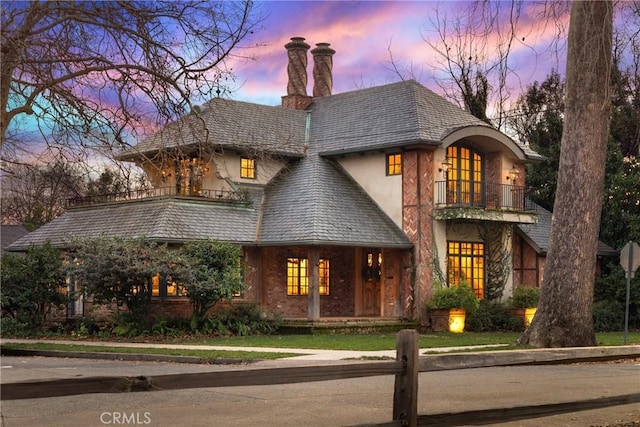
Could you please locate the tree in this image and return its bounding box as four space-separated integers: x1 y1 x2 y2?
509 70 565 211
178 240 244 327
0 160 85 230
68 237 176 325
1 1 260 154
1 159 149 230
424 1 571 129
518 1 613 347
0 243 68 327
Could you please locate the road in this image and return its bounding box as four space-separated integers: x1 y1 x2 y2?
1 355 639 427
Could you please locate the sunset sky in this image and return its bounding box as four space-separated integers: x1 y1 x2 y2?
228 1 570 107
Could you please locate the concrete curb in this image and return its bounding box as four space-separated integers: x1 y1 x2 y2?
0 348 250 365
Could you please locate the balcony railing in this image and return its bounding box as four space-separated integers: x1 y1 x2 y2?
67 187 247 208
435 180 536 212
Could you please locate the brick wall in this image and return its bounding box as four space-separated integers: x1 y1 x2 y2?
260 246 356 318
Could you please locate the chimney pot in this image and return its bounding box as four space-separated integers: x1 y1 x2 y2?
311 42 336 97
285 37 310 97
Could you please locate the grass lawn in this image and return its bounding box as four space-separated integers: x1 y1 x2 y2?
0 342 300 360
180 331 640 350
2 331 637 359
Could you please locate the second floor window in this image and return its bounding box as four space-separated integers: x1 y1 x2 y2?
176 157 204 196
386 153 402 175
241 158 256 179
446 145 484 205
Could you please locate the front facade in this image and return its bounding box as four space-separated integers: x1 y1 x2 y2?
9 37 546 325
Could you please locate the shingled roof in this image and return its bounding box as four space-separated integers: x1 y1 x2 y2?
8 79 543 252
7 196 262 251
517 201 617 256
117 98 308 160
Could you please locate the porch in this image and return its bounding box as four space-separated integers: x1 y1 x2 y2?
278 317 416 335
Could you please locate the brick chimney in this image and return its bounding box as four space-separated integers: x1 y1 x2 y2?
311 42 335 97
282 37 312 110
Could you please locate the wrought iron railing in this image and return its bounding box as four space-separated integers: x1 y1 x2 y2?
435 180 536 212
67 187 246 208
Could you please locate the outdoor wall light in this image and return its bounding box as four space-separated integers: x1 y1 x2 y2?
439 155 453 178
507 164 520 182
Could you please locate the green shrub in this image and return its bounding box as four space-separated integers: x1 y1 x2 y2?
467 300 520 332
428 282 479 314
214 303 281 336
0 317 36 337
509 286 540 308
593 300 625 332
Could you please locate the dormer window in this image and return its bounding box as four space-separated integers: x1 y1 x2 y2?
240 157 256 179
386 153 402 176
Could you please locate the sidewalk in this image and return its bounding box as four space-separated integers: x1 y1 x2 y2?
0 338 510 361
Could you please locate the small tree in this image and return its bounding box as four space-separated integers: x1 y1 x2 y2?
0 242 68 327
178 240 244 327
69 237 173 324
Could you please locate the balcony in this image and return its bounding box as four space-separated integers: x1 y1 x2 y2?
435 180 537 224
67 187 247 208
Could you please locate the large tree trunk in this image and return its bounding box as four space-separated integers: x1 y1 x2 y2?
518 1 613 347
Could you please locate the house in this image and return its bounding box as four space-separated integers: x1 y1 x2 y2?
8 37 548 325
513 201 617 287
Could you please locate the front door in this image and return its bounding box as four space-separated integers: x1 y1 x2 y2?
361 250 382 316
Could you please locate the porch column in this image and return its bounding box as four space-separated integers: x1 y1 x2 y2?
308 247 320 320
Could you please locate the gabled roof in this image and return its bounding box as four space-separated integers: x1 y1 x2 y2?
117 98 308 160
517 201 617 256
259 156 412 248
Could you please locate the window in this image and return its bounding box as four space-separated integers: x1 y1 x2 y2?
152 274 187 297
446 145 484 205
240 157 256 179
386 153 402 176
447 241 485 299
287 257 330 296
176 157 205 196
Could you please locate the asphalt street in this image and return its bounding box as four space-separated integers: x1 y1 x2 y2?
1 354 639 427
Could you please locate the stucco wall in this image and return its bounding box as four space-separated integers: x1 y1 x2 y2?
337 152 403 227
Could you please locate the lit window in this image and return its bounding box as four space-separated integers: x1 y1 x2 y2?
287 257 330 296
446 145 484 205
447 242 485 299
176 157 205 196
241 158 256 179
151 274 187 297
386 153 402 176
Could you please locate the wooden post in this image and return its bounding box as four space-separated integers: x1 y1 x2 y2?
307 247 320 320
393 329 418 427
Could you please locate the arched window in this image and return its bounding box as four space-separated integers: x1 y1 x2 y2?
446 145 484 206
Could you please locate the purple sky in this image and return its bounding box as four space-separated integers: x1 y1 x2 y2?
229 1 570 107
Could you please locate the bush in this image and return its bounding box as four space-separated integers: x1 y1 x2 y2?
509 286 540 308
213 303 281 336
467 300 523 332
428 282 479 314
593 300 625 332
1 243 68 328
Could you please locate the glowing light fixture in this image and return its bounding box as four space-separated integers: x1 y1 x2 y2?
448 308 466 333
507 164 520 182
